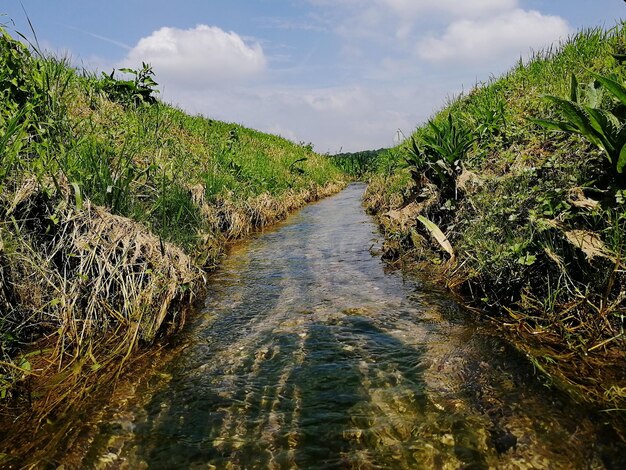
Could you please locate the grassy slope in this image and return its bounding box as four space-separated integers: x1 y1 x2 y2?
0 27 343 419
365 24 626 407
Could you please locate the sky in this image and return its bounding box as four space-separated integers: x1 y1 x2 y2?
2 1 625 153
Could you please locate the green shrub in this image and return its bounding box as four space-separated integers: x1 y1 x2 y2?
532 72 626 187
97 62 159 107
405 113 474 198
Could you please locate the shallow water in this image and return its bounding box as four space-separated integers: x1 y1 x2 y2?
76 184 623 469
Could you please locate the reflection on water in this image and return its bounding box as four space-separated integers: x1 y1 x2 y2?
80 184 624 469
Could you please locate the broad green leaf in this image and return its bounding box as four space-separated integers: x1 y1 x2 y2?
593 73 626 106
17 359 31 372
570 74 578 103
71 182 83 210
584 107 617 156
428 120 442 137
545 96 603 146
613 126 626 165
618 143 626 174
529 117 578 133
517 254 537 266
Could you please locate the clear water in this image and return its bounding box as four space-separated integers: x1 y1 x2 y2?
73 184 624 468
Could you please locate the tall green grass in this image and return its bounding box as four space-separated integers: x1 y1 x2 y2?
1 25 341 242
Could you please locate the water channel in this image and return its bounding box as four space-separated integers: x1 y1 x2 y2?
59 184 624 468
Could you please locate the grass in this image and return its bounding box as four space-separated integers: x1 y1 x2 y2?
364 23 626 408
0 25 343 416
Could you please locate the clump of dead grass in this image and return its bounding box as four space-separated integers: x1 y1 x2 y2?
0 177 203 416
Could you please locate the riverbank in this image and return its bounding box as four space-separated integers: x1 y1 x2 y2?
0 26 344 432
363 24 626 409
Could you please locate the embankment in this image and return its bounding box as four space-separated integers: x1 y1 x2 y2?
0 26 344 434
364 24 626 409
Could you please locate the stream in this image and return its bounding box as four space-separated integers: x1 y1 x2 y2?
55 184 625 468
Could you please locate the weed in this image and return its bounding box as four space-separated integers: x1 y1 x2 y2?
532 72 626 187
405 113 474 199
97 62 159 107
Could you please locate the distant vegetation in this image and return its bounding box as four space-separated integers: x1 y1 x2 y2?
365 24 626 407
0 25 343 415
328 148 395 179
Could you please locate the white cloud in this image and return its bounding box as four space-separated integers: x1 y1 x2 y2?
266 124 299 143
311 0 519 20
310 0 525 44
121 25 267 89
302 87 370 112
381 0 519 18
416 9 571 63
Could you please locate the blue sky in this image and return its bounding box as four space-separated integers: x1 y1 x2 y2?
2 1 625 152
